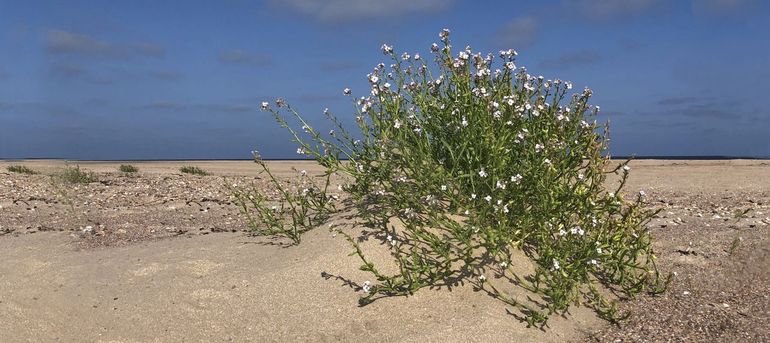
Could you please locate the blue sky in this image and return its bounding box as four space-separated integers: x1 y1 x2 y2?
1 0 768 159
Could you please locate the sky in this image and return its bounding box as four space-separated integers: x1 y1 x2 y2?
1 0 769 159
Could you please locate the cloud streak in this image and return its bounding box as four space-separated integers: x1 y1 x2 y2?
140 101 186 111
649 96 743 120
692 0 760 16
45 29 165 59
218 49 272 66
319 60 363 72
147 70 183 81
270 0 453 23
538 50 602 70
563 0 661 21
496 17 538 49
48 62 113 84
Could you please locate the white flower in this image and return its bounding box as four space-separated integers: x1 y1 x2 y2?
300 170 307 176
381 44 393 54
623 165 631 172
505 61 516 70
478 168 488 178
401 52 410 60
596 247 603 254
414 53 421 60
587 259 599 266
503 205 509 214
471 193 477 199
260 102 269 110
368 74 379 84
431 43 439 52
639 190 646 197
343 88 351 95
510 174 522 183
544 159 552 165
500 261 508 268
478 275 486 282
362 281 372 293
484 195 492 202
558 229 567 236
439 28 450 41
440 185 447 191
570 226 584 235
496 180 506 189
535 143 544 152
577 173 584 180
461 116 468 127
552 260 560 270
297 147 306 155
394 119 402 129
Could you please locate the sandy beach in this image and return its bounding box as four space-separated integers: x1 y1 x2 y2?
1 159 768 342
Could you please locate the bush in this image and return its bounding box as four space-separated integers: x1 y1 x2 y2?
180 165 208 176
58 165 98 184
7 165 37 175
118 164 139 173
251 29 668 326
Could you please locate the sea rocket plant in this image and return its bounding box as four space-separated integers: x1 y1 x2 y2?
250 29 668 327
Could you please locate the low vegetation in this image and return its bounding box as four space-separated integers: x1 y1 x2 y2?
58 165 98 184
180 165 208 176
7 165 37 175
118 164 139 173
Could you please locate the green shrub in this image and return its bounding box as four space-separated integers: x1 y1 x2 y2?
250 29 668 326
7 165 37 175
58 165 97 184
118 164 139 173
180 165 208 176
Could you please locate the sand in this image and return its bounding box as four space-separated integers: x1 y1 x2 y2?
0 159 768 342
